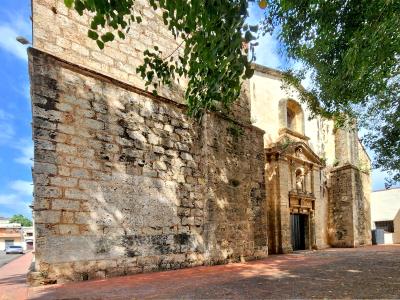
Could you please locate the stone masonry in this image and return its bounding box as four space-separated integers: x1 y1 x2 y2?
29 48 266 283
29 0 371 285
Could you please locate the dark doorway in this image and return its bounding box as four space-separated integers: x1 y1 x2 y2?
26 242 34 250
291 214 307 250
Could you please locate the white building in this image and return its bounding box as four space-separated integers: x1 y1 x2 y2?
371 188 400 244
0 217 34 251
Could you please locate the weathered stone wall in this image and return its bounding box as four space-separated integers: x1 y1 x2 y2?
328 165 356 247
328 130 371 247
328 164 371 247
32 0 183 99
334 128 360 167
355 170 372 246
32 0 251 124
29 48 266 283
314 167 329 249
356 141 372 246
394 211 400 244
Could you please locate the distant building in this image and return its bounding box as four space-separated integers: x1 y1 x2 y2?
371 188 400 244
0 217 10 223
0 217 34 250
23 227 34 250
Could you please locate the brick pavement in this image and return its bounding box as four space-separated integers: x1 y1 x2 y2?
28 245 400 299
0 252 33 300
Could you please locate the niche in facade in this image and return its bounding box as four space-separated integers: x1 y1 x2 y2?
279 99 305 135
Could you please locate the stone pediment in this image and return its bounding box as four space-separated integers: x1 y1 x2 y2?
266 140 322 166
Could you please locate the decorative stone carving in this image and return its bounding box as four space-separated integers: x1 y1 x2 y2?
295 168 305 191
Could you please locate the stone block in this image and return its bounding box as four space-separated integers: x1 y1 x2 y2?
34 162 57 175
65 188 88 200
52 199 80 211
35 186 62 198
34 210 61 224
70 168 90 179
61 211 75 224
50 177 78 188
74 212 91 225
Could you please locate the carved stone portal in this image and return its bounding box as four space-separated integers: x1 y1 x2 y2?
266 139 322 254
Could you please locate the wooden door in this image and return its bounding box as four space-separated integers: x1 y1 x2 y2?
291 214 306 250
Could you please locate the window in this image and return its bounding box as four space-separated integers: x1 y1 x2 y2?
279 99 305 135
5 240 14 247
287 107 295 131
375 221 394 233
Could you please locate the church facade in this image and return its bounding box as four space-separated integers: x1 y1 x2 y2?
28 0 371 284
250 65 371 253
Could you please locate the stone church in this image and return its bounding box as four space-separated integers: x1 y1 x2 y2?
29 0 371 284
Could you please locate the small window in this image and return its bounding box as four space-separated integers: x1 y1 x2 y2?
375 221 394 233
287 107 295 131
279 99 305 134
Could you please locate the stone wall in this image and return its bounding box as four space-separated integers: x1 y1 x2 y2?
394 211 400 244
328 164 371 247
32 0 251 124
329 165 357 247
32 0 183 99
29 48 267 283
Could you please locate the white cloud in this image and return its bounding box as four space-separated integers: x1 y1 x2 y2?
0 193 32 217
23 82 31 103
246 4 283 70
10 180 33 196
0 194 18 205
0 14 31 61
253 33 283 69
0 25 29 60
0 109 15 142
0 122 15 141
14 139 33 166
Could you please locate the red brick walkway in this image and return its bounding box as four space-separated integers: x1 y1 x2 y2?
28 245 400 299
0 252 33 300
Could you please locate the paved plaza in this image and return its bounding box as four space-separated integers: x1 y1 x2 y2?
26 245 400 299
0 251 23 268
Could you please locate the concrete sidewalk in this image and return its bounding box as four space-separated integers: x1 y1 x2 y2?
0 251 33 300
28 245 400 299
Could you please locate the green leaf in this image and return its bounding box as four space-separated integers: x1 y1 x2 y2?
249 25 258 33
101 32 115 42
118 30 125 39
244 31 254 42
74 0 85 15
96 40 104 49
88 30 99 40
64 0 74 8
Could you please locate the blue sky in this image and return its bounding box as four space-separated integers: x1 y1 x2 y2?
0 0 32 218
0 1 394 218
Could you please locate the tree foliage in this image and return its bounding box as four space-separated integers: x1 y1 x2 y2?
64 0 257 118
263 0 400 186
9 214 32 227
64 0 400 185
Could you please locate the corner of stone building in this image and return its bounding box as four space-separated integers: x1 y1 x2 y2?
328 162 372 248
28 41 268 283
